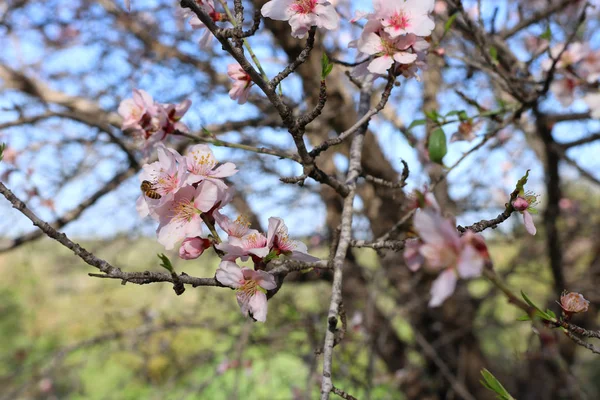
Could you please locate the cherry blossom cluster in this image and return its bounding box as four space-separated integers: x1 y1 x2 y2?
541 42 600 117
135 141 318 322
118 89 192 149
350 0 435 80
404 191 491 307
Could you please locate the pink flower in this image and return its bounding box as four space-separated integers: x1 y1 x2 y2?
227 64 253 104
357 32 419 75
261 0 340 39
512 194 538 236
215 261 277 322
549 76 579 107
266 217 320 262
179 237 211 259
136 145 188 219
542 42 586 71
405 209 489 307
118 89 162 137
185 144 238 187
155 181 230 250
216 230 270 261
559 291 590 316
182 0 223 49
214 213 252 238
376 0 435 38
161 99 192 134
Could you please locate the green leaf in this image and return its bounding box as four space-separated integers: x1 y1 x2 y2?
489 46 499 66
408 119 427 130
428 128 447 164
546 309 556 319
444 13 459 34
540 26 552 40
480 369 516 400
157 253 174 273
0 143 5 163
424 109 440 122
515 169 531 195
517 315 531 321
321 53 333 78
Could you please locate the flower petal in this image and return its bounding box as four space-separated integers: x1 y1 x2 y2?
429 269 458 307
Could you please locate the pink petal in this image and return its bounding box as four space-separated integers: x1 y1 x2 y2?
261 0 295 21
216 261 244 288
523 211 537 235
456 244 484 279
248 291 268 322
367 56 394 74
428 269 458 307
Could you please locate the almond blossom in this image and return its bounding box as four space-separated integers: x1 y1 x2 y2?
215 261 277 322
357 32 421 75
118 89 163 142
266 217 320 262
512 194 538 236
136 145 188 219
227 64 253 104
185 144 238 187
118 89 192 148
261 0 340 39
216 230 270 261
214 213 252 238
404 208 490 307
559 291 590 317
376 0 435 38
155 180 231 250
179 237 211 259
182 0 224 49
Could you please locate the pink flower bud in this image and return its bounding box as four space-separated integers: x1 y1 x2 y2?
560 291 589 315
179 237 209 260
512 196 529 211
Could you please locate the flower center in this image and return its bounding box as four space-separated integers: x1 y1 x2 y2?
390 11 411 30
274 230 295 252
190 151 217 175
171 197 198 222
237 279 264 303
291 0 317 15
230 215 251 237
245 232 267 249
154 170 180 195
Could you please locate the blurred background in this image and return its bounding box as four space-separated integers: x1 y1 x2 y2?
1 0 599 398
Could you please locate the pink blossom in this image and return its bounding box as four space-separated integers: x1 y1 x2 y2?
215 261 277 322
161 99 192 134
185 144 238 187
179 237 211 259
450 120 483 142
118 89 162 137
136 145 188 219
182 0 222 49
214 213 252 238
376 0 435 38
216 230 270 261
405 209 489 307
512 195 538 236
266 217 320 262
227 64 253 104
559 291 590 315
261 0 340 39
155 181 230 250
357 32 420 74
549 76 579 107
542 42 586 71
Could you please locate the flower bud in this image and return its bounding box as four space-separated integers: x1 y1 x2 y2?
559 291 589 315
512 196 529 211
179 237 209 260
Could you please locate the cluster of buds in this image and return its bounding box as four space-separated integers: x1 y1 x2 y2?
118 89 191 149
350 0 435 81
135 135 318 322
404 190 491 307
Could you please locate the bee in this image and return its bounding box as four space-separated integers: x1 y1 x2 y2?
140 180 161 199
